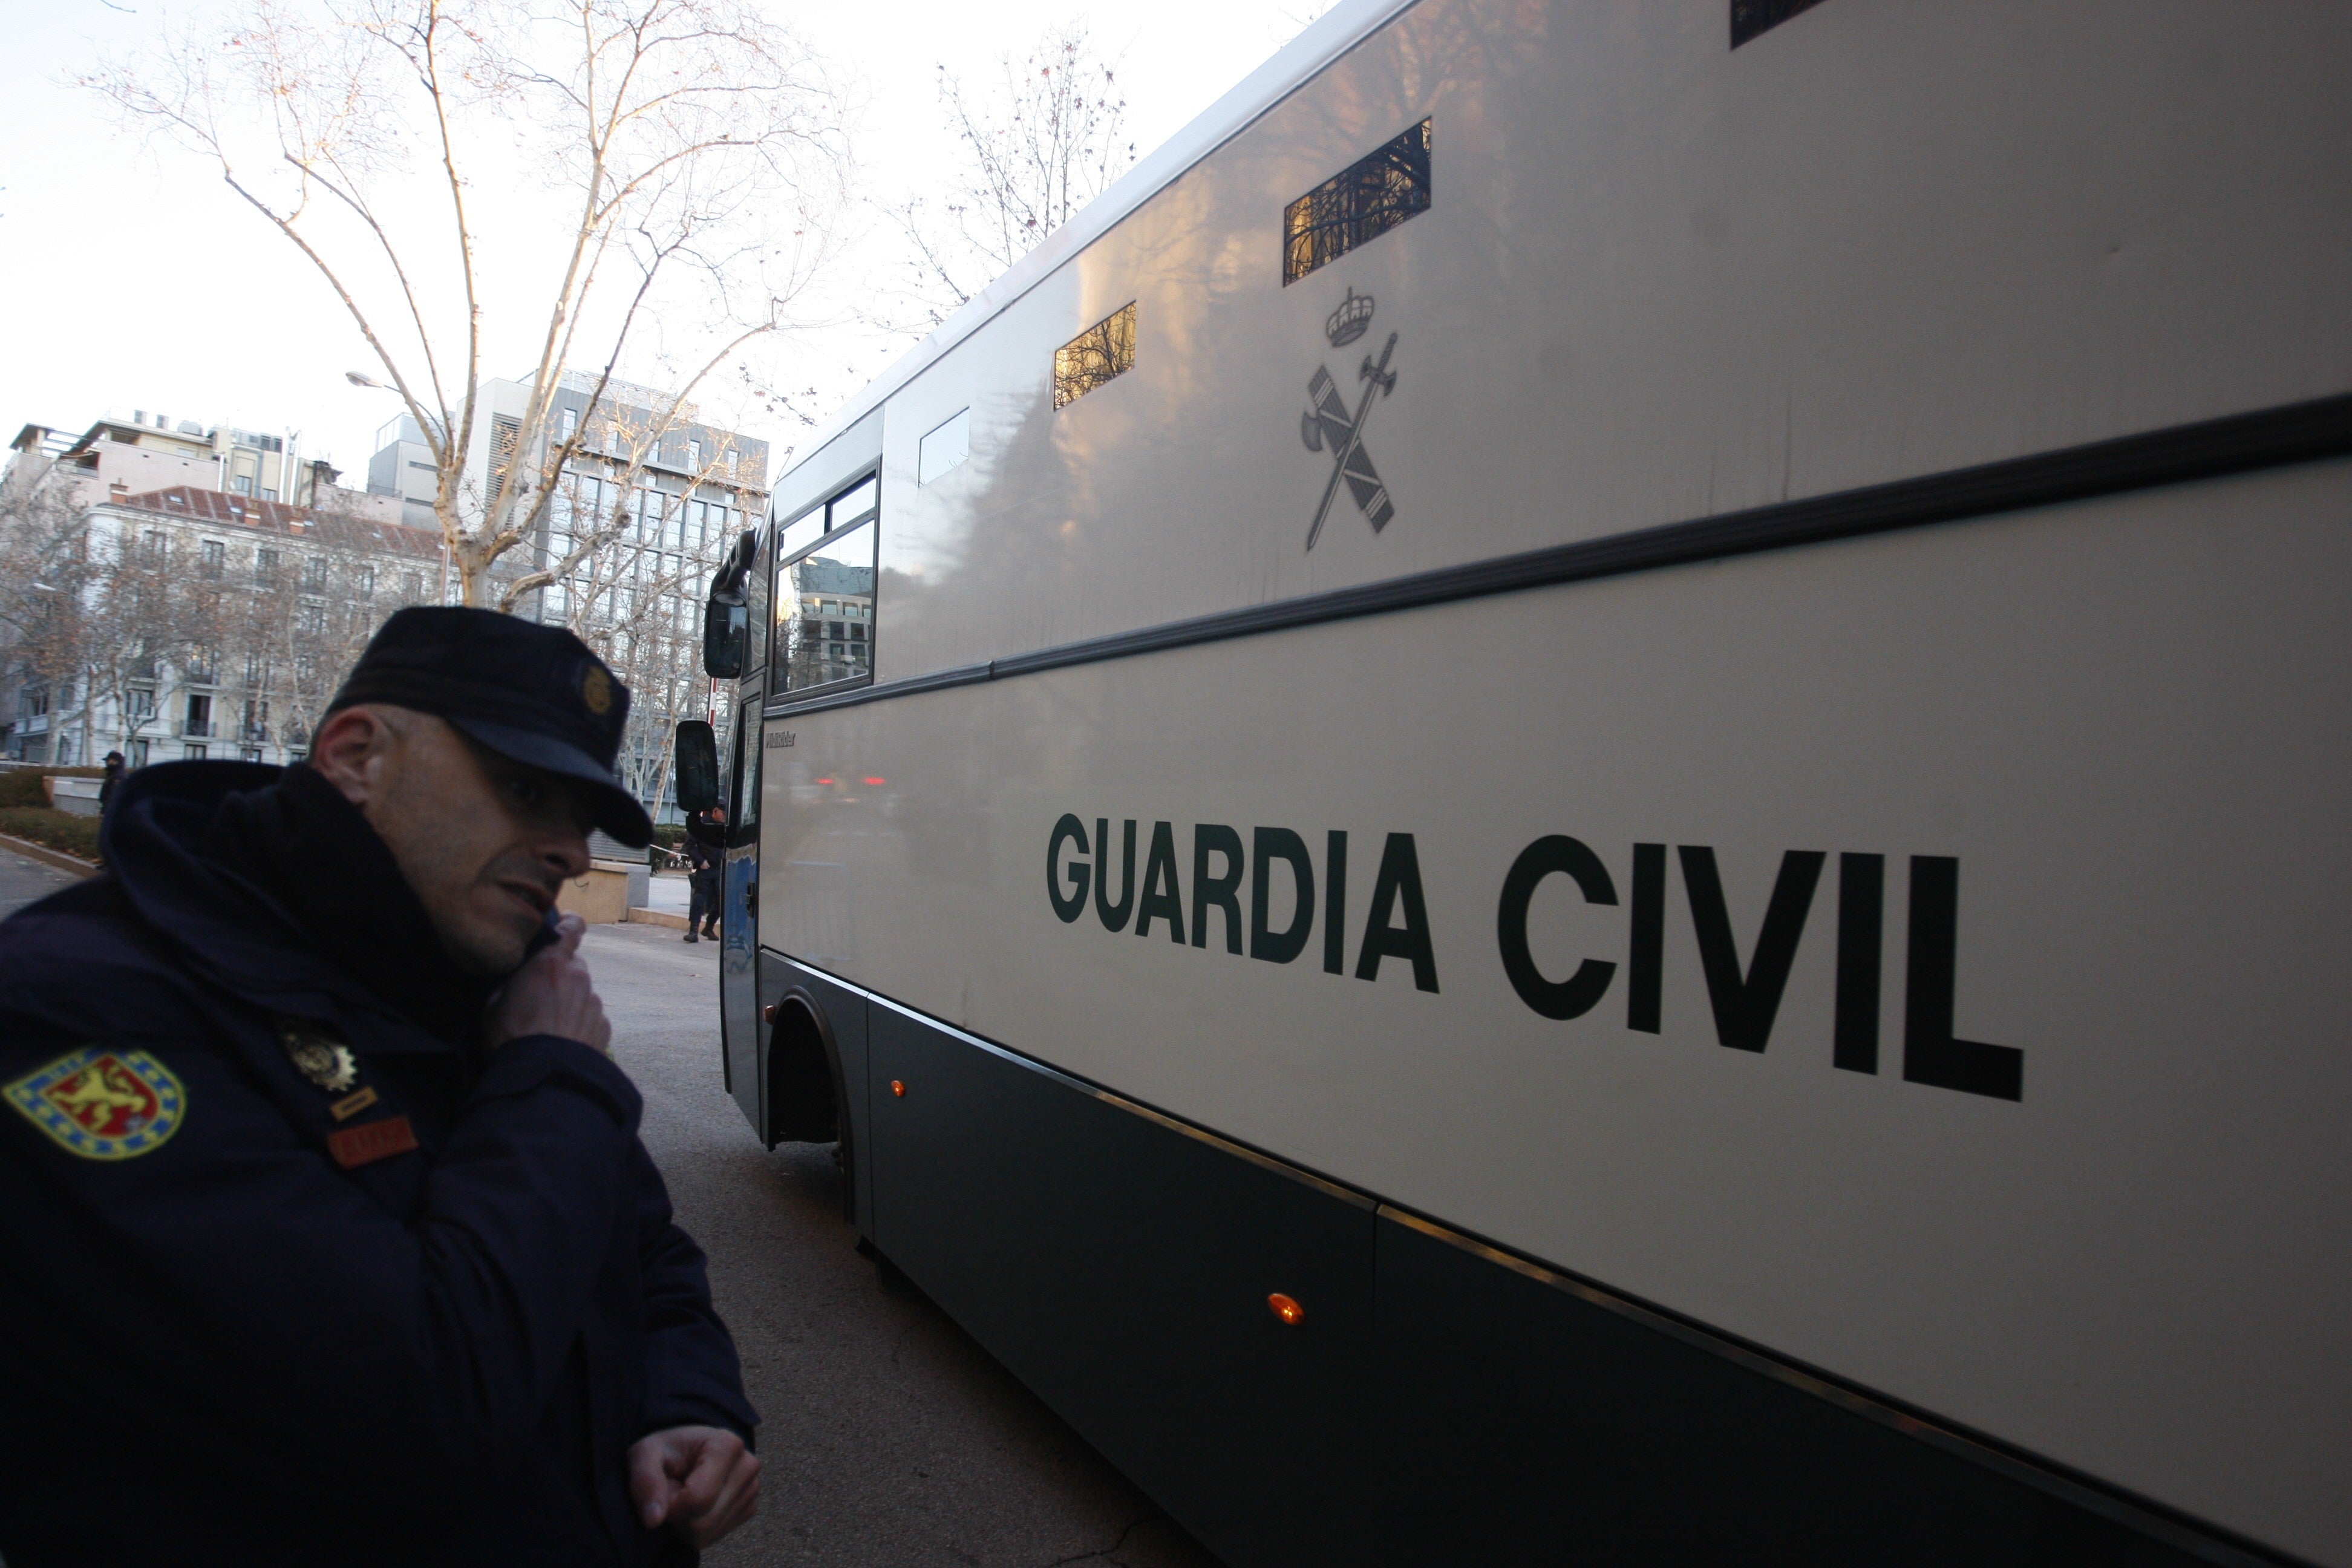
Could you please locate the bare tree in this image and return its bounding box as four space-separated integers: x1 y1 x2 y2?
0 481 101 763
890 22 1137 324
517 407 745 811
85 0 848 607
73 521 206 766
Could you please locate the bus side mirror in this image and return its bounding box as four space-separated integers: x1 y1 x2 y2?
702 598 747 679
675 720 720 815
702 526 759 679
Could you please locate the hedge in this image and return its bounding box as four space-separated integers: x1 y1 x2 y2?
0 806 102 863
0 765 107 809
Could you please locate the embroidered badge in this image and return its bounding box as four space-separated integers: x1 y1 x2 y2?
580 664 613 717
5 1046 186 1161
276 1019 360 1094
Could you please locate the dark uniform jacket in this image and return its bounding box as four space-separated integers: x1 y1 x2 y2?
0 762 757 1567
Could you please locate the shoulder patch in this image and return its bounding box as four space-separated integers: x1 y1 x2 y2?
5 1046 186 1161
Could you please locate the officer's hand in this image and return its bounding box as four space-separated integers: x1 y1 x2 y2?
628 1424 760 1547
486 913 613 1054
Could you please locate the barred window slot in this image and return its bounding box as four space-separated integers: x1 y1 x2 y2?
1282 119 1432 286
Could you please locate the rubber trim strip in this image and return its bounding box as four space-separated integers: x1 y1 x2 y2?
768 388 2352 721
782 949 2308 1567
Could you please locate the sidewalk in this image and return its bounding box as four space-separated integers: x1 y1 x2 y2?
645 871 691 916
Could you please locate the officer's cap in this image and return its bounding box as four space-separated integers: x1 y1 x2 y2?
327 607 653 848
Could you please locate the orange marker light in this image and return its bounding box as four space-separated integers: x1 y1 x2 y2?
863 777 886 786
1267 1292 1305 1327
890 1079 906 1097
816 777 834 785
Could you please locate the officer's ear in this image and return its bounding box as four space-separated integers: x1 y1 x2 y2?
307 705 408 808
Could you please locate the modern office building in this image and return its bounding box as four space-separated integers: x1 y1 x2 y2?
362 371 771 820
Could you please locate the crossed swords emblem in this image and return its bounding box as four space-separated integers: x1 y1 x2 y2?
1300 289 1399 553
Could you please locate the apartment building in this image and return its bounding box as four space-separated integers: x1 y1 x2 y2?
0 485 443 768
4 410 358 514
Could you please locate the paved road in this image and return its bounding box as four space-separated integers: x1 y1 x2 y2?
586 921 1224 1568
0 846 87 920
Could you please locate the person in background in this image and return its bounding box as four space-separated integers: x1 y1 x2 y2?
97 750 126 809
685 806 724 943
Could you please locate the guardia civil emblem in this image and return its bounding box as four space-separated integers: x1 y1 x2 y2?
1299 287 1399 552
5 1046 186 1161
276 1019 360 1094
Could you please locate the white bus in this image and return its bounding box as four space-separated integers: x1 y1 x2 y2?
674 1 2352 1561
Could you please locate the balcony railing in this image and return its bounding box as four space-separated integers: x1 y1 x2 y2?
177 719 212 739
239 722 269 743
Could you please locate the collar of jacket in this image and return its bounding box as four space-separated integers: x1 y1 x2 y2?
100 760 511 1047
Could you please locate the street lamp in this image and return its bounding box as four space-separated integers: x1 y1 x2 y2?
345 371 391 390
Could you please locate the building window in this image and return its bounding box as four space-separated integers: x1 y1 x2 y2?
230 475 253 496
403 570 424 601
489 414 521 503
128 739 148 768
355 566 374 597
299 603 325 636
302 557 326 592
688 439 702 471
183 693 212 739
560 407 579 442
126 687 155 720
1282 119 1433 285
184 744 207 761
256 548 279 581
1053 302 1137 409
200 539 224 577
143 531 166 564
240 746 263 763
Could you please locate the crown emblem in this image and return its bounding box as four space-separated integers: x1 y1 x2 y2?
1325 288 1374 347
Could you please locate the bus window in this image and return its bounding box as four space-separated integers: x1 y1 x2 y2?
776 501 828 563
729 707 761 842
831 475 878 528
769 471 880 696
774 516 877 693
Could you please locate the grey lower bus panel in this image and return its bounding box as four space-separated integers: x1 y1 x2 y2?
864 993 1381 1565
1370 1212 2216 1566
762 956 2259 1568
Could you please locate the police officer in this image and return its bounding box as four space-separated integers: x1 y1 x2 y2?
684 805 724 942
0 608 758 1566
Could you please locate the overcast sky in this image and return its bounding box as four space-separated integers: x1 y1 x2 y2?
0 0 1327 488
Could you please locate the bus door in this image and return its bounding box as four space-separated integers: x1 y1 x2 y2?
720 692 762 1132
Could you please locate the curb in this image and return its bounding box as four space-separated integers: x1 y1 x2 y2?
0 831 100 880
626 907 692 931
